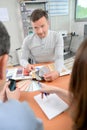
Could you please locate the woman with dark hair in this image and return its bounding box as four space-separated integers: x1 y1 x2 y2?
40 38 87 130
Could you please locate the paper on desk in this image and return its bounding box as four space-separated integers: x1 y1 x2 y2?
6 68 17 80
60 66 71 76
6 68 32 81
34 93 69 120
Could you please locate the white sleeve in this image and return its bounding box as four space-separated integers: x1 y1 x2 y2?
54 33 64 73
20 37 30 67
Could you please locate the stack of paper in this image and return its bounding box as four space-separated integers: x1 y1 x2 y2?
64 56 75 71
60 66 71 76
34 93 69 120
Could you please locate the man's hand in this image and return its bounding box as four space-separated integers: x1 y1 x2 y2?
0 81 20 102
26 64 35 72
43 71 59 81
6 86 20 100
0 81 10 102
23 64 35 76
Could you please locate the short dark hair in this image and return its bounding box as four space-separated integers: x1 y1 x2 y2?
30 9 48 22
0 21 10 56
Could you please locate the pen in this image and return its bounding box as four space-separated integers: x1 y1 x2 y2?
38 82 48 97
44 92 48 96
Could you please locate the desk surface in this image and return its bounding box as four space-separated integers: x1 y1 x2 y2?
19 75 73 130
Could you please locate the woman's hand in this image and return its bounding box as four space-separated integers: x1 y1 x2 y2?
40 83 56 93
39 83 57 98
39 83 70 103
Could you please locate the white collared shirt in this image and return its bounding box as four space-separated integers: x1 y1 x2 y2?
20 30 64 73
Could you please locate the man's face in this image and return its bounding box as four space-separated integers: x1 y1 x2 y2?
31 16 49 38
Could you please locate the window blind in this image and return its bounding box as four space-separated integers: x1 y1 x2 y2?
46 0 69 16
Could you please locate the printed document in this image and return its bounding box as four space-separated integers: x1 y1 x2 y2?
6 68 31 81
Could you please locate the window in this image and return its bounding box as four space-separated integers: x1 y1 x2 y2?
75 0 87 21
46 0 68 16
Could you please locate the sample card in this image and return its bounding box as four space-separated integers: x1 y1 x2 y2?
17 80 41 92
25 81 41 92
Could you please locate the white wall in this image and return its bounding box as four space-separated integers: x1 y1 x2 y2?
0 0 87 65
0 0 24 65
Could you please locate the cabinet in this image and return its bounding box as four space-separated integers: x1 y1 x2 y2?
19 0 48 37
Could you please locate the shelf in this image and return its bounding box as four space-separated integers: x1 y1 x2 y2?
20 0 48 37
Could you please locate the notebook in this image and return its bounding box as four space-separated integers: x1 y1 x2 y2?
34 93 69 120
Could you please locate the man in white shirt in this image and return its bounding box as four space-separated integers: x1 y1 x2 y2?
0 21 43 130
20 9 64 82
